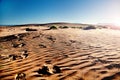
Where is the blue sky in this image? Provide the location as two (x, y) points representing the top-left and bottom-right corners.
(0, 0), (120, 25)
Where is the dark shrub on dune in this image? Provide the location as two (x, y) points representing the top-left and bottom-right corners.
(59, 26), (69, 29)
(49, 26), (57, 30)
(0, 29), (2, 32)
(63, 26), (68, 28)
(25, 28), (37, 31)
(78, 27), (83, 29)
(83, 25), (96, 30)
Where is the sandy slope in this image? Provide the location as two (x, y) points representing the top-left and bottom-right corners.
(0, 27), (120, 80)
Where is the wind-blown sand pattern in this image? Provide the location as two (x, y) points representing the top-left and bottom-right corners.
(0, 27), (120, 80)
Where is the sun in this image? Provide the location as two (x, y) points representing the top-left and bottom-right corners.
(114, 21), (120, 26)
(115, 23), (120, 26)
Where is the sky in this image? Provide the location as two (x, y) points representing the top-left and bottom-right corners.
(0, 0), (120, 25)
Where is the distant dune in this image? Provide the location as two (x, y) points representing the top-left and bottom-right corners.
(106, 25), (120, 30)
(0, 22), (106, 28)
(39, 22), (88, 27)
(98, 23), (120, 30)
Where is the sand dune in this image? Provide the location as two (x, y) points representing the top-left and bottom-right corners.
(0, 26), (120, 80)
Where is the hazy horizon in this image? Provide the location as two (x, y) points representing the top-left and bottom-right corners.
(0, 0), (120, 26)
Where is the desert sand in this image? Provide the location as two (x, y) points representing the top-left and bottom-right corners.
(0, 26), (120, 80)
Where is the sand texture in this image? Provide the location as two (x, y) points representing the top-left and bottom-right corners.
(0, 27), (120, 80)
